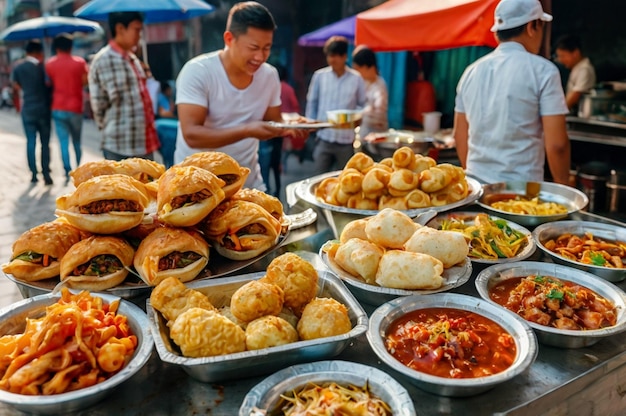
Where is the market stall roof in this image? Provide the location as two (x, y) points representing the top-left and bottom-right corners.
(298, 16), (356, 47)
(355, 0), (499, 51)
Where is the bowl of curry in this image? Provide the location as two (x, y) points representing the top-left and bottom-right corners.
(475, 261), (626, 348)
(367, 293), (537, 397)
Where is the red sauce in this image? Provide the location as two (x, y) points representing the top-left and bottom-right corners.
(385, 307), (516, 379)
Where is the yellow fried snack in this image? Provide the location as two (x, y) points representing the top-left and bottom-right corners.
(262, 253), (318, 315)
(169, 308), (246, 358)
(230, 280), (284, 323)
(245, 315), (298, 350)
(150, 276), (215, 323)
(297, 298), (352, 340)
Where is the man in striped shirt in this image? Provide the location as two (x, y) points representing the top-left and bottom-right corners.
(305, 36), (366, 174)
(89, 12), (159, 161)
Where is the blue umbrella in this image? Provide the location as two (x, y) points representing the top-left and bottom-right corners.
(298, 16), (356, 47)
(0, 16), (104, 41)
(74, 0), (215, 24)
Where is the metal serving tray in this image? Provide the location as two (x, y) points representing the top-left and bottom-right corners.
(146, 267), (368, 383)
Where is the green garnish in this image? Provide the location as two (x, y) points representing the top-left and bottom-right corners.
(12, 251), (42, 262)
(534, 275), (545, 283)
(589, 251), (607, 266)
(547, 289), (564, 300)
(490, 241), (506, 258)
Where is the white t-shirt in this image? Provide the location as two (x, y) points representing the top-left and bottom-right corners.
(455, 42), (568, 184)
(360, 75), (389, 138)
(174, 51), (281, 190)
(567, 57), (596, 94)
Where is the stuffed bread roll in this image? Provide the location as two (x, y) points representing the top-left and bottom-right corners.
(115, 158), (165, 183)
(2, 221), (82, 281)
(201, 200), (282, 261)
(230, 188), (284, 222)
(60, 235), (134, 291)
(56, 174), (150, 234)
(157, 165), (226, 227)
(177, 151), (250, 199)
(69, 160), (118, 187)
(134, 227), (209, 286)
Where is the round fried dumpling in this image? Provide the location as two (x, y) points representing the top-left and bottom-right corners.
(170, 308), (246, 358)
(245, 315), (299, 350)
(404, 226), (468, 268)
(375, 250), (444, 290)
(297, 298), (352, 340)
(339, 218), (369, 244)
(263, 253), (318, 315)
(230, 280), (284, 323)
(150, 276), (215, 323)
(334, 238), (384, 284)
(365, 208), (420, 249)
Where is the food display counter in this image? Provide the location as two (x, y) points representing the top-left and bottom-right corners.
(2, 199), (626, 415)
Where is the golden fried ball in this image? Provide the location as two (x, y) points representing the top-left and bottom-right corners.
(230, 280), (284, 323)
(170, 307), (246, 357)
(150, 276), (215, 323)
(297, 298), (352, 340)
(263, 253), (318, 315)
(245, 315), (299, 350)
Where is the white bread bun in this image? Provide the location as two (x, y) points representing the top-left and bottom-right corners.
(176, 151), (250, 199)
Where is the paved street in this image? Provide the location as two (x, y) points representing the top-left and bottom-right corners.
(0, 108), (317, 309)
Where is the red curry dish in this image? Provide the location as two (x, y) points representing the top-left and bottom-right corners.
(489, 275), (617, 330)
(385, 308), (516, 379)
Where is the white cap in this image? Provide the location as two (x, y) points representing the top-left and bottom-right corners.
(490, 0), (553, 32)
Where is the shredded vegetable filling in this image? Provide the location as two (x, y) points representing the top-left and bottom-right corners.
(440, 213), (528, 259)
(273, 381), (391, 416)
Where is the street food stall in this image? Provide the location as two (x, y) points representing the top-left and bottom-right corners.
(2, 150), (626, 415)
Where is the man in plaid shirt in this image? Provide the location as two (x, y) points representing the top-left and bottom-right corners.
(88, 12), (159, 161)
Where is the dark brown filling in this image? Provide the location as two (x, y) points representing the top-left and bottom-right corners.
(158, 251), (202, 271)
(218, 174), (239, 186)
(79, 199), (141, 214)
(170, 189), (212, 210)
(223, 223), (267, 250)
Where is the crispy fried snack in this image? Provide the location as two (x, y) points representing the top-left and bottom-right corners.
(262, 253), (318, 315)
(150, 276), (215, 323)
(245, 315), (298, 350)
(230, 280), (284, 323)
(297, 298), (352, 340)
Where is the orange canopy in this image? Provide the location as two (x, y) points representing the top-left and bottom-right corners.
(355, 0), (499, 51)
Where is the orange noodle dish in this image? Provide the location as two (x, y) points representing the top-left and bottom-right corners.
(385, 308), (516, 379)
(0, 288), (137, 395)
(272, 382), (391, 416)
(542, 232), (626, 268)
(489, 275), (617, 330)
(489, 196), (567, 215)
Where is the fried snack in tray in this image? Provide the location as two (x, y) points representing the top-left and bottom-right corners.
(149, 276), (216, 324)
(55, 174), (151, 234)
(364, 207), (419, 249)
(230, 280), (284, 323)
(133, 226), (209, 286)
(176, 151), (250, 199)
(0, 288), (137, 395)
(261, 253), (318, 316)
(2, 220), (82, 282)
(335, 238), (384, 284)
(245, 315), (299, 350)
(543, 232), (626, 268)
(314, 148), (469, 210)
(404, 226), (469, 268)
(297, 298), (352, 340)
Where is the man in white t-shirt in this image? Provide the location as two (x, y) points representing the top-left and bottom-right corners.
(453, 0), (570, 185)
(555, 34), (596, 112)
(174, 1), (304, 190)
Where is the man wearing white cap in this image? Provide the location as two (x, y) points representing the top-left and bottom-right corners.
(453, 0), (571, 185)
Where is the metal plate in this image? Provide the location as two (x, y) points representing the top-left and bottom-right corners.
(239, 360), (416, 416)
(476, 181), (589, 227)
(320, 245), (472, 306)
(0, 292), (153, 414)
(3, 232), (289, 299)
(475, 261), (626, 348)
(532, 220), (626, 282)
(426, 211), (536, 264)
(147, 258), (368, 383)
(367, 293), (538, 397)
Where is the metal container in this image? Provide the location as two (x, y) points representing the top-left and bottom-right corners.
(475, 261), (626, 348)
(326, 109), (363, 128)
(367, 293), (537, 397)
(294, 171), (482, 238)
(477, 181), (589, 227)
(320, 247), (472, 306)
(607, 169), (626, 214)
(363, 129), (432, 159)
(426, 211), (536, 264)
(532, 220), (626, 282)
(578, 94), (615, 118)
(0, 292), (153, 414)
(239, 360), (416, 416)
(147, 268), (368, 383)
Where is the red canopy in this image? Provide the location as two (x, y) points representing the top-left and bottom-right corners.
(355, 0), (499, 51)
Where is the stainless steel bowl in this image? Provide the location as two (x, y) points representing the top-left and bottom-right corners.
(147, 262), (368, 383)
(476, 181), (589, 227)
(320, 246), (473, 306)
(426, 211), (536, 264)
(238, 360), (416, 416)
(532, 220), (626, 283)
(364, 130), (432, 159)
(0, 292), (153, 414)
(367, 293), (537, 397)
(475, 261), (626, 348)
(294, 171), (482, 238)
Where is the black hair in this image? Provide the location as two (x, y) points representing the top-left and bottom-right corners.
(496, 19), (542, 42)
(108, 11), (144, 37)
(160, 81), (171, 93)
(555, 34), (582, 52)
(226, 1), (276, 37)
(52, 34), (73, 53)
(25, 40), (43, 54)
(323, 36), (349, 56)
(352, 45), (377, 68)
(275, 64), (287, 81)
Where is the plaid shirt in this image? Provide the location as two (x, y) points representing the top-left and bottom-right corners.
(88, 41), (159, 156)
